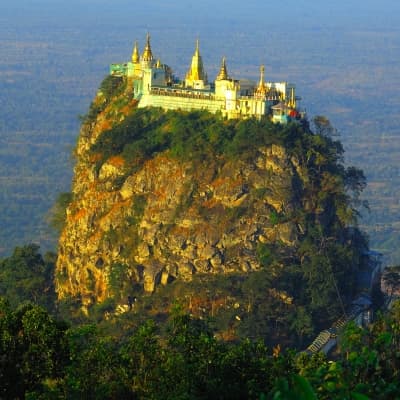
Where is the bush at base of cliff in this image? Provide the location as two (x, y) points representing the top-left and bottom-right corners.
(0, 244), (56, 310)
(3, 298), (400, 399)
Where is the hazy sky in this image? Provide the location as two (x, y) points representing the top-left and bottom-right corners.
(3, 0), (400, 29)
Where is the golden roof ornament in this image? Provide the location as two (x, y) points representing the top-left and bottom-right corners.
(216, 57), (229, 81)
(258, 65), (266, 89)
(131, 41), (140, 63)
(142, 33), (153, 62)
(288, 86), (296, 108)
(255, 64), (267, 96)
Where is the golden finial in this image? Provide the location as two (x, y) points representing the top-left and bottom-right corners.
(132, 40), (140, 63)
(156, 59), (162, 68)
(259, 64), (265, 87)
(142, 32), (153, 62)
(288, 86), (296, 108)
(216, 56), (228, 81)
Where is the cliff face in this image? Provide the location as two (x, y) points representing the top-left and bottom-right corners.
(55, 77), (365, 321)
(57, 125), (300, 307)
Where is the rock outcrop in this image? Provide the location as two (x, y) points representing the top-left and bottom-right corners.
(55, 79), (364, 315)
(57, 137), (300, 307)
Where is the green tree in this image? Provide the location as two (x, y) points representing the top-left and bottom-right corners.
(290, 307), (314, 347)
(311, 115), (337, 137)
(63, 324), (130, 399)
(0, 300), (68, 399)
(270, 374), (317, 400)
(0, 244), (56, 309)
(163, 310), (225, 399)
(120, 320), (163, 398)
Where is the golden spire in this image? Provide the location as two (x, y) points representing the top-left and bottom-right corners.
(288, 86), (296, 108)
(131, 40), (140, 63)
(185, 39), (207, 83)
(255, 64), (267, 97)
(142, 33), (153, 63)
(216, 57), (228, 81)
(258, 65), (266, 89)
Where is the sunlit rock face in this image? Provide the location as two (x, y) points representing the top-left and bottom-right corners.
(57, 149), (299, 302)
(56, 82), (332, 308)
(55, 101), (304, 309)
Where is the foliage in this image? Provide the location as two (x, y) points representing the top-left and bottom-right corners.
(84, 75), (127, 124)
(311, 115), (337, 137)
(108, 262), (135, 302)
(0, 300), (69, 399)
(295, 302), (400, 399)
(0, 244), (56, 310)
(256, 243), (276, 267)
(2, 298), (400, 399)
(99, 75), (126, 99)
(89, 108), (280, 170)
(63, 324), (129, 399)
(271, 374), (317, 400)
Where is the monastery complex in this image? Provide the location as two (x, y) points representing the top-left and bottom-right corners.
(110, 34), (304, 123)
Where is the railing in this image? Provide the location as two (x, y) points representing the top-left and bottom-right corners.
(303, 302), (367, 355)
(150, 87), (217, 101)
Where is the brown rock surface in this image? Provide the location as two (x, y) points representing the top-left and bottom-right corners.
(56, 107), (305, 308)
